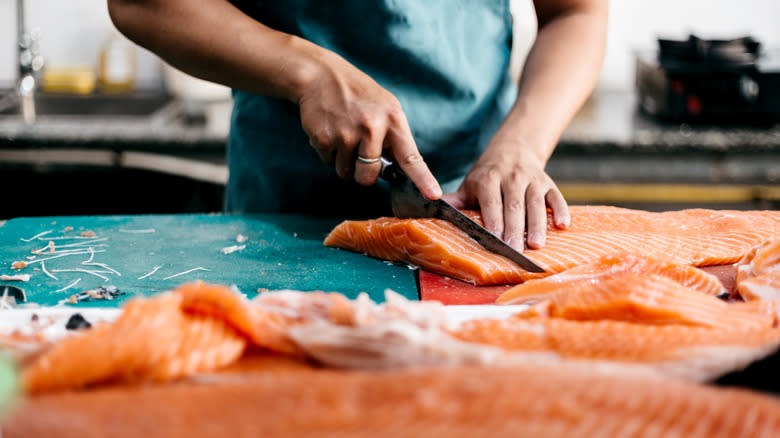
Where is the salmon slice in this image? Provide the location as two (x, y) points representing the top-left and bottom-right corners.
(452, 317), (780, 381)
(324, 206), (780, 285)
(509, 273), (776, 330)
(496, 254), (726, 304)
(6, 356), (780, 438)
(324, 214), (527, 285)
(178, 281), (301, 355)
(735, 239), (780, 312)
(739, 273), (780, 303)
(736, 239), (780, 284)
(22, 292), (247, 394)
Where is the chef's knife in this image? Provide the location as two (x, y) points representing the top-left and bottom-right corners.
(379, 158), (545, 273)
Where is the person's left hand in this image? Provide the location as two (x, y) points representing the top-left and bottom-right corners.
(441, 141), (569, 251)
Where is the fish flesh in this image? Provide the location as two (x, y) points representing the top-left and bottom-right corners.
(324, 206), (780, 285)
(736, 239), (780, 304)
(5, 354), (780, 438)
(12, 281), (780, 395)
(496, 254), (726, 304)
(509, 273), (776, 330)
(451, 317), (780, 381)
(22, 291), (247, 394)
(324, 213), (526, 285)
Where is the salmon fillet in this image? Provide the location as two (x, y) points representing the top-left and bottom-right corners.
(510, 273), (776, 330)
(324, 206), (780, 285)
(452, 317), (780, 381)
(496, 254), (726, 304)
(5, 354), (780, 438)
(22, 292), (247, 394)
(735, 239), (780, 314)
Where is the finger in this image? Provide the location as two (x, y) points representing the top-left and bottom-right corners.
(386, 113), (441, 199)
(310, 138), (336, 166)
(525, 185), (547, 250)
(500, 180), (527, 251)
(546, 187), (570, 229)
(476, 177), (504, 237)
(353, 124), (385, 187)
(334, 143), (357, 180)
(441, 189), (470, 210)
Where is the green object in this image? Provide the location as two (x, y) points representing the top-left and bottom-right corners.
(0, 214), (418, 307)
(0, 353), (17, 418)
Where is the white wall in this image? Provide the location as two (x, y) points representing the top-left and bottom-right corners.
(600, 0), (780, 90)
(0, 0), (161, 88)
(1, 0), (779, 90)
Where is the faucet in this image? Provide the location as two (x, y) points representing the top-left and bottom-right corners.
(16, 0), (44, 124)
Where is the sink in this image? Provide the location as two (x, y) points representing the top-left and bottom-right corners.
(0, 92), (174, 117)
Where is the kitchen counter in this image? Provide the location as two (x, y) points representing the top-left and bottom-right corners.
(1, 90), (779, 209)
(560, 90), (780, 153)
(1, 90), (778, 153)
(0, 98), (231, 152)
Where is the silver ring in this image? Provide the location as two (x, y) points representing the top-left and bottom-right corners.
(357, 155), (381, 164)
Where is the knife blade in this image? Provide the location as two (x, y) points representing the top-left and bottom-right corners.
(379, 158), (546, 273)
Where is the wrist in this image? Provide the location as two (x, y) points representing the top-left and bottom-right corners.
(278, 35), (333, 103)
(484, 135), (548, 168)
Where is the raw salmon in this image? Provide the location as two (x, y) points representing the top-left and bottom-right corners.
(13, 281), (780, 394)
(736, 239), (780, 302)
(22, 292), (247, 394)
(324, 206), (780, 285)
(496, 254), (726, 304)
(5, 355), (780, 438)
(452, 317), (780, 381)
(509, 273), (776, 330)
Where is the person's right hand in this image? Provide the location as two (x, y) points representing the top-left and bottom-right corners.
(296, 53), (441, 200)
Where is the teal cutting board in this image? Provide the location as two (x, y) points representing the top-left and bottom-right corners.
(0, 214), (417, 307)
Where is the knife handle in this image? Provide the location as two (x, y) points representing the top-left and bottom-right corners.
(378, 157), (407, 186)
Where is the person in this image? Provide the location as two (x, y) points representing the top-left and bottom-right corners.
(107, 0), (607, 250)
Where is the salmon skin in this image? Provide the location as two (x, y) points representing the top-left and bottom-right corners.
(5, 355), (780, 438)
(324, 206), (780, 285)
(496, 254), (726, 304)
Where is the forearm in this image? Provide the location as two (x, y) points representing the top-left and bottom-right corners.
(107, 0), (328, 102)
(493, 1), (608, 163)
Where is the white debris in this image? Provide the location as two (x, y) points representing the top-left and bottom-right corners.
(221, 244), (246, 255)
(163, 267), (209, 280)
(54, 278), (82, 293)
(20, 230), (52, 242)
(1, 274), (30, 282)
(138, 265), (163, 280)
(236, 234), (248, 243)
(118, 228), (156, 234)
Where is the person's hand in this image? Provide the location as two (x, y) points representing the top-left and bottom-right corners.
(441, 142), (569, 251)
(296, 53), (441, 200)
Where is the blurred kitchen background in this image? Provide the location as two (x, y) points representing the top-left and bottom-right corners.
(0, 0), (779, 219)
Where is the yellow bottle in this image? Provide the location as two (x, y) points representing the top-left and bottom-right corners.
(97, 30), (136, 93)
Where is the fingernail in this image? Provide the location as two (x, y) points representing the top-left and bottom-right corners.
(506, 237), (521, 251)
(556, 216), (570, 228)
(528, 232), (545, 248)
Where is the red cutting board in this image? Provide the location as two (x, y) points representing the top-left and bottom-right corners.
(418, 265), (737, 305)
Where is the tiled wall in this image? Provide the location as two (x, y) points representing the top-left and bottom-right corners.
(1, 0), (779, 91)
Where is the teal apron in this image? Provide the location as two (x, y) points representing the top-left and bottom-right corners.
(226, 0), (517, 217)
